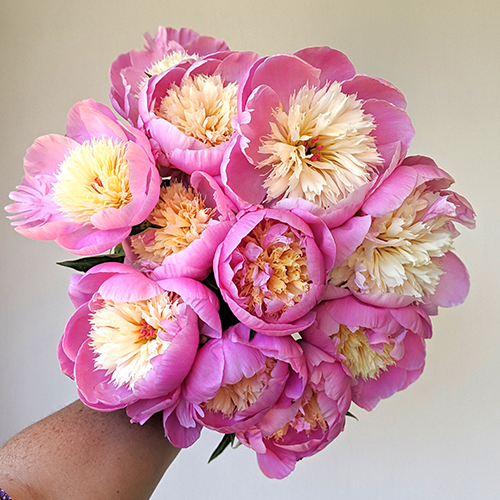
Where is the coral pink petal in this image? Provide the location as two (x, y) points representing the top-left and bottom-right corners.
(362, 99), (414, 162)
(222, 135), (268, 205)
(430, 252), (470, 307)
(362, 166), (418, 217)
(249, 54), (321, 110)
(341, 75), (407, 109)
(23, 134), (80, 176)
(56, 225), (131, 256)
(331, 215), (371, 267)
(256, 446), (296, 479)
(97, 270), (164, 303)
(294, 46), (356, 85)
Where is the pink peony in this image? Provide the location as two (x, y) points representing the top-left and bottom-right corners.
(137, 50), (260, 175)
(184, 323), (307, 434)
(329, 156), (476, 309)
(123, 171), (236, 280)
(214, 207), (336, 336)
(237, 339), (351, 479)
(58, 262), (221, 413)
(110, 26), (229, 126)
(222, 48), (414, 215)
(303, 295), (431, 410)
(6, 100), (161, 255)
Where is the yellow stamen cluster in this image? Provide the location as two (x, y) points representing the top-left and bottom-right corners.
(157, 74), (238, 147)
(204, 359), (277, 417)
(90, 292), (181, 389)
(235, 220), (310, 316)
(258, 82), (381, 208)
(330, 186), (454, 299)
(130, 181), (216, 265)
(333, 325), (395, 380)
(52, 138), (132, 224)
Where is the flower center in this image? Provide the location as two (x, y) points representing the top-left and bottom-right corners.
(333, 325), (395, 380)
(137, 51), (199, 94)
(156, 74), (238, 147)
(90, 291), (181, 389)
(204, 358), (276, 417)
(257, 82), (382, 208)
(130, 181), (216, 266)
(330, 186), (455, 299)
(52, 138), (132, 224)
(233, 219), (310, 318)
(270, 390), (327, 440)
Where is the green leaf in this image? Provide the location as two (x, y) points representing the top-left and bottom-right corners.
(346, 411), (358, 421)
(249, 329), (257, 341)
(129, 220), (162, 237)
(208, 433), (235, 463)
(57, 252), (125, 273)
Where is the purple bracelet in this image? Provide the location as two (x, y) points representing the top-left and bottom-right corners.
(0, 489), (12, 500)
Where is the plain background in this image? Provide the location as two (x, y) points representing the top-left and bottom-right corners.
(1, 1), (499, 499)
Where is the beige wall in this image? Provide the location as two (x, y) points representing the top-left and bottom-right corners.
(1, 0), (498, 498)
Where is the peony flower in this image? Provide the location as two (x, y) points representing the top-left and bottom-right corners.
(137, 50), (260, 175)
(123, 171), (236, 279)
(6, 100), (161, 255)
(237, 339), (351, 479)
(184, 323), (307, 434)
(57, 262), (221, 412)
(223, 47), (414, 213)
(329, 156), (476, 309)
(110, 26), (230, 126)
(303, 295), (431, 410)
(214, 207), (336, 336)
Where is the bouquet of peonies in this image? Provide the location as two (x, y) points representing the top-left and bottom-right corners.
(6, 27), (475, 479)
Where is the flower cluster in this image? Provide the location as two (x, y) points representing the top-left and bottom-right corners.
(6, 27), (475, 479)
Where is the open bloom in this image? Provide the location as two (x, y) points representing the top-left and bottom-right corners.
(58, 262), (221, 412)
(223, 47), (414, 212)
(110, 26), (229, 126)
(238, 339), (351, 479)
(124, 171), (236, 279)
(303, 295), (431, 410)
(6, 100), (161, 255)
(138, 50), (259, 175)
(214, 207), (336, 335)
(329, 156), (476, 309)
(186, 323), (306, 434)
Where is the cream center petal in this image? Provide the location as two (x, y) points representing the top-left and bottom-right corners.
(130, 181), (216, 266)
(333, 325), (395, 380)
(156, 74), (238, 147)
(257, 82), (382, 208)
(233, 220), (310, 318)
(204, 359), (277, 417)
(270, 390), (327, 440)
(330, 186), (455, 299)
(52, 138), (132, 224)
(137, 51), (199, 94)
(90, 292), (182, 389)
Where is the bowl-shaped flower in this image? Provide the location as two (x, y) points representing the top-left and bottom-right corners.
(6, 100), (161, 255)
(329, 156), (476, 309)
(138, 50), (260, 175)
(110, 26), (229, 126)
(303, 295), (431, 410)
(214, 207), (336, 336)
(223, 47), (414, 214)
(58, 262), (221, 413)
